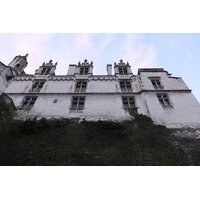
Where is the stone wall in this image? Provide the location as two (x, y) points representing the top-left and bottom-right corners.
(3, 67), (200, 128)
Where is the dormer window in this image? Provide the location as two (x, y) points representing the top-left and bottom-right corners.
(149, 77), (163, 89)
(41, 67), (51, 75)
(35, 60), (57, 76)
(80, 67), (89, 75)
(114, 60), (132, 75)
(118, 67), (128, 75)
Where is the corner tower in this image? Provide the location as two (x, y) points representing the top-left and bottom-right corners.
(7, 54), (28, 76)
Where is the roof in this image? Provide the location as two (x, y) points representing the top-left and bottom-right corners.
(138, 68), (171, 75)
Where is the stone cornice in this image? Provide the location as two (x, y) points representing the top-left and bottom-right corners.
(6, 89), (192, 96)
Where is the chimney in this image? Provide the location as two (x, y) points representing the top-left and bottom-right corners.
(107, 64), (112, 75)
(67, 64), (77, 75)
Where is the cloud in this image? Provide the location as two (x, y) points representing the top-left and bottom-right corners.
(3, 33), (157, 76)
(11, 33), (54, 74)
(122, 34), (157, 74)
(14, 33), (53, 56)
(75, 33), (92, 51)
(138, 45), (157, 68)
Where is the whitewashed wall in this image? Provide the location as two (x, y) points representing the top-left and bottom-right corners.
(4, 68), (200, 128)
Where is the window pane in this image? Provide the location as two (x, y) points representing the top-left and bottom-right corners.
(130, 103), (135, 108)
(124, 104), (129, 108)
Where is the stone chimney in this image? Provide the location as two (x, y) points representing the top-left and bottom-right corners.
(107, 64), (112, 75)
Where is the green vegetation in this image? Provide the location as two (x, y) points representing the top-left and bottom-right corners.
(0, 112), (193, 166)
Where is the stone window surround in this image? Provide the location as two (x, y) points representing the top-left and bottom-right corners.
(157, 93), (173, 107)
(79, 67), (89, 75)
(21, 96), (38, 109)
(118, 67), (128, 75)
(41, 67), (51, 75)
(29, 81), (46, 92)
(74, 80), (88, 93)
(70, 96), (86, 110)
(119, 80), (132, 92)
(121, 96), (136, 109)
(148, 77), (164, 89)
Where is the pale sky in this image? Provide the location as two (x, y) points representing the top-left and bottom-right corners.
(0, 33), (200, 102)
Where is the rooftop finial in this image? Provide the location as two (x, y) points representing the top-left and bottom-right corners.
(22, 53), (29, 60)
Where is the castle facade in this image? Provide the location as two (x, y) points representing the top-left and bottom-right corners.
(1, 54), (200, 128)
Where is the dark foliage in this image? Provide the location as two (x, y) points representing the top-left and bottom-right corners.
(0, 115), (192, 166)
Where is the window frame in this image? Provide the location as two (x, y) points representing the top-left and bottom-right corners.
(21, 96), (38, 109)
(79, 67), (89, 75)
(149, 77), (163, 89)
(119, 80), (132, 92)
(118, 67), (128, 75)
(122, 96), (136, 109)
(74, 80), (88, 93)
(70, 96), (86, 110)
(41, 67), (51, 75)
(29, 81), (45, 93)
(157, 93), (173, 107)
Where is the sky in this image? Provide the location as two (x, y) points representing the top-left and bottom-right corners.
(0, 33), (200, 102)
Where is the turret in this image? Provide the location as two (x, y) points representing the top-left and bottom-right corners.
(7, 54), (28, 75)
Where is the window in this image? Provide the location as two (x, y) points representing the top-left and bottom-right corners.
(122, 96), (136, 109)
(21, 96), (38, 109)
(157, 94), (172, 107)
(150, 78), (163, 89)
(53, 99), (58, 103)
(75, 80), (87, 92)
(41, 67), (51, 75)
(118, 67), (128, 75)
(71, 96), (85, 110)
(80, 67), (89, 75)
(119, 80), (132, 92)
(30, 81), (45, 92)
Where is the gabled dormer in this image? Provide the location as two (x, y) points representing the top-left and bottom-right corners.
(114, 59), (133, 75)
(67, 59), (93, 76)
(78, 59), (93, 75)
(35, 60), (57, 76)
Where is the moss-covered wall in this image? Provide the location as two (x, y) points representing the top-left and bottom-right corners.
(0, 93), (16, 121)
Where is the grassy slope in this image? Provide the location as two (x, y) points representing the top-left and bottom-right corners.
(0, 114), (191, 166)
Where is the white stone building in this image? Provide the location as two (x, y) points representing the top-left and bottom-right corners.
(1, 55), (200, 128)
